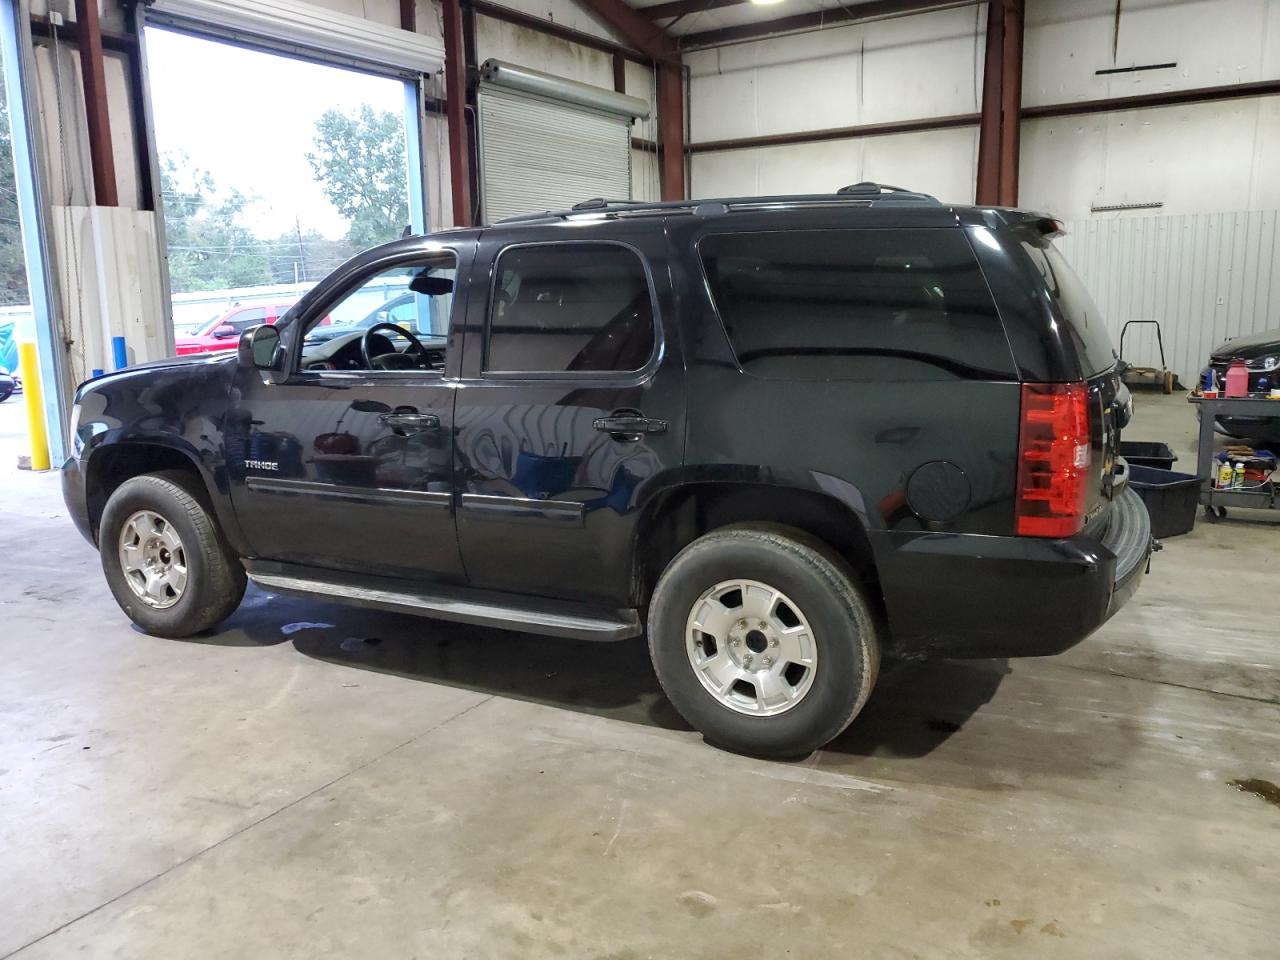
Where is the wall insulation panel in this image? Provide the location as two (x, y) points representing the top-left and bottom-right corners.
(1058, 210), (1280, 385)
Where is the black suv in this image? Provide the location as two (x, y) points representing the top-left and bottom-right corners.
(63, 186), (1152, 756)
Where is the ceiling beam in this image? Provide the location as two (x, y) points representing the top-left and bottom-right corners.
(643, 0), (745, 21)
(467, 0), (649, 64)
(684, 79), (1280, 157)
(575, 0), (679, 62)
(572, 0), (686, 198)
(679, 0), (980, 49)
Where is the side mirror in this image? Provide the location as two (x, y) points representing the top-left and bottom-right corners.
(212, 323), (238, 339)
(239, 324), (282, 370)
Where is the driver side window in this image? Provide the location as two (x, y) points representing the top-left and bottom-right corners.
(301, 254), (456, 373)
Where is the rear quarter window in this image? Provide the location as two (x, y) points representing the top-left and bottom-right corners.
(698, 229), (1015, 381)
(1020, 238), (1117, 378)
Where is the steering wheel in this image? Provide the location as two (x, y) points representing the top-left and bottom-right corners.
(361, 322), (429, 371)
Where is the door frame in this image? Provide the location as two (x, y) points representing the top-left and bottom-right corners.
(1, 0), (70, 461)
(133, 3), (437, 354)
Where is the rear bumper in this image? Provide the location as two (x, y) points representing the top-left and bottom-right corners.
(879, 486), (1152, 659)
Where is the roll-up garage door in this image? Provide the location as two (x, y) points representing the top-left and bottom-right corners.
(147, 0), (443, 75)
(477, 60), (650, 224)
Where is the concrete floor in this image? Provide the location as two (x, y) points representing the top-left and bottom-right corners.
(1, 392), (1279, 959)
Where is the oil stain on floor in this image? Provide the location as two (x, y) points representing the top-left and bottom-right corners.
(1228, 778), (1280, 808)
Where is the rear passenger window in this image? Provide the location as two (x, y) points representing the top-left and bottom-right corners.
(1021, 238), (1117, 377)
(699, 229), (1015, 381)
(486, 244), (656, 374)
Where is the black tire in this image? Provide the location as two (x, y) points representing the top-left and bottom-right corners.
(0, 388), (12, 403)
(647, 525), (880, 758)
(99, 471), (246, 637)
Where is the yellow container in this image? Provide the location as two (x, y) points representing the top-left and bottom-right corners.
(17, 341), (50, 471)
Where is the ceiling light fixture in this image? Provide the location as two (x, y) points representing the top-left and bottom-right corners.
(749, 0), (786, 6)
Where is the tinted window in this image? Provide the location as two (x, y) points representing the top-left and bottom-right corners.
(699, 229), (1015, 381)
(224, 307), (268, 332)
(1021, 238), (1117, 377)
(486, 244), (655, 374)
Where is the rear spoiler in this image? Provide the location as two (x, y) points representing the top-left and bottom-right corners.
(993, 209), (1067, 238)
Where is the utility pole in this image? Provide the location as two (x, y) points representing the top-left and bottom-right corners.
(294, 216), (308, 283)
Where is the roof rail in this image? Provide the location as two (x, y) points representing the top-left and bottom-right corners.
(570, 197), (645, 211)
(836, 182), (940, 203)
(495, 187), (945, 224)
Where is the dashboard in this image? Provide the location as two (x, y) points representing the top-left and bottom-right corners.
(300, 330), (447, 372)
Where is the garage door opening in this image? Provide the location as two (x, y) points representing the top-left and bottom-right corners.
(0, 0), (63, 468)
(143, 26), (424, 354)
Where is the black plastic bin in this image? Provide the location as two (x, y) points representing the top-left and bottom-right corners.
(1120, 441), (1178, 471)
(1127, 465), (1201, 538)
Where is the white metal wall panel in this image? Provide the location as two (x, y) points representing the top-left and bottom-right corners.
(477, 87), (632, 223)
(1057, 211), (1280, 386)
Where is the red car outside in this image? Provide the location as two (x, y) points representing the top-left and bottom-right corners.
(173, 303), (293, 356)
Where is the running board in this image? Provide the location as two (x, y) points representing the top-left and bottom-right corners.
(244, 560), (642, 642)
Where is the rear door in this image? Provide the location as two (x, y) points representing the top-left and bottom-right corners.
(452, 221), (684, 605)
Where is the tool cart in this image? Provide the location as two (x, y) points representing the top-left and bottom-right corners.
(1190, 394), (1280, 520)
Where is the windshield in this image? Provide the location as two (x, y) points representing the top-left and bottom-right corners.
(1021, 238), (1117, 377)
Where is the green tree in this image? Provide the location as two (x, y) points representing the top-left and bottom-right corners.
(160, 154), (270, 292)
(306, 105), (409, 249)
(0, 78), (30, 306)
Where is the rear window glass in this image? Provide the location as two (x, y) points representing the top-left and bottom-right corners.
(486, 244), (656, 374)
(1021, 239), (1117, 377)
(699, 229), (1015, 381)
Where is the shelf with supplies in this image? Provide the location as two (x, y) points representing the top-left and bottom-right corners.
(1187, 393), (1280, 520)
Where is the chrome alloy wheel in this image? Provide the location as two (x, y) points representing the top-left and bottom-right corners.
(118, 510), (188, 609)
(685, 579), (818, 717)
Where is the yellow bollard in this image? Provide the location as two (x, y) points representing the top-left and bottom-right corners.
(17, 341), (51, 471)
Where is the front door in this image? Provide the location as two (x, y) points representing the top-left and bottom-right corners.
(453, 227), (684, 605)
(227, 246), (467, 583)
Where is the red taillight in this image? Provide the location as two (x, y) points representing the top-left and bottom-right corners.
(1016, 382), (1091, 537)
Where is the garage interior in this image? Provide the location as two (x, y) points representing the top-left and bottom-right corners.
(2, 0), (1280, 957)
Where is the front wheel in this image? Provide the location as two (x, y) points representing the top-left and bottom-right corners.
(99, 472), (246, 637)
(647, 525), (880, 758)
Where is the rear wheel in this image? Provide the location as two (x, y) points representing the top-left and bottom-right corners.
(647, 525), (880, 757)
(99, 472), (245, 637)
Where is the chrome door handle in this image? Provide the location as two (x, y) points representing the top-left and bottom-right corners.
(593, 415), (668, 442)
(379, 412), (440, 434)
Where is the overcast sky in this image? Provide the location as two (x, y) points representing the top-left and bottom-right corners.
(144, 28), (409, 240)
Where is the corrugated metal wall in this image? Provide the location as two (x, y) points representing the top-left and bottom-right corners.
(1058, 211), (1280, 386)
